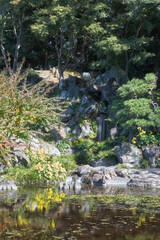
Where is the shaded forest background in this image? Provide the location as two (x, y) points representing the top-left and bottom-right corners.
(0, 0), (160, 82)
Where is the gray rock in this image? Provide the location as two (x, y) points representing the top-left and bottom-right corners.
(81, 124), (90, 136)
(72, 124), (82, 138)
(60, 90), (68, 99)
(110, 127), (118, 140)
(0, 162), (6, 173)
(78, 165), (91, 176)
(104, 168), (117, 179)
(92, 173), (104, 186)
(74, 178), (82, 191)
(81, 96), (90, 106)
(68, 117), (77, 128)
(94, 75), (103, 86)
(100, 78), (119, 104)
(82, 72), (92, 81)
(41, 144), (60, 156)
(116, 169), (129, 178)
(61, 108), (74, 122)
(67, 75), (80, 100)
(0, 180), (17, 191)
(114, 143), (142, 168)
(83, 103), (98, 119)
(102, 67), (117, 84)
(91, 158), (117, 167)
(50, 125), (66, 141)
(29, 136), (40, 144)
(127, 169), (160, 188)
(81, 175), (92, 184)
(62, 125), (72, 134)
(142, 145), (160, 167)
(29, 141), (40, 150)
(14, 150), (30, 167)
(104, 177), (130, 187)
(29, 136), (40, 150)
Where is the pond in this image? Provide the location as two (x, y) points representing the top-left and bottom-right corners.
(0, 186), (160, 240)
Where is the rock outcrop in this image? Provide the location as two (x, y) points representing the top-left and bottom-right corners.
(142, 145), (160, 167)
(59, 165), (160, 192)
(113, 143), (142, 168)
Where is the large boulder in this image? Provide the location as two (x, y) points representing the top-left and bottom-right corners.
(113, 143), (142, 168)
(142, 145), (160, 167)
(101, 67), (127, 86)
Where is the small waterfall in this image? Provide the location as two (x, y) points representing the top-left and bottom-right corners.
(97, 114), (108, 142)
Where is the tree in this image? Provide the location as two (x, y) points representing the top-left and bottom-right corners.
(112, 73), (160, 132)
(87, 0), (160, 79)
(0, 0), (26, 72)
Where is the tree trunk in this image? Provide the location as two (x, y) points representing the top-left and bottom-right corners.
(12, 9), (24, 73)
(58, 57), (64, 90)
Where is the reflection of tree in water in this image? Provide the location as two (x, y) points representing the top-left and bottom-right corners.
(0, 191), (160, 240)
(0, 188), (65, 238)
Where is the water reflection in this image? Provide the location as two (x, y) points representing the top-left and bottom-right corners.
(0, 187), (160, 240)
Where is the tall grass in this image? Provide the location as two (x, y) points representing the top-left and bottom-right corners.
(0, 64), (54, 160)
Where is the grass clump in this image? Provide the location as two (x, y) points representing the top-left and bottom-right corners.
(116, 163), (129, 169)
(0, 65), (54, 161)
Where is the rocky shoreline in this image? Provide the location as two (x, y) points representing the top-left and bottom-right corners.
(59, 165), (160, 193)
(1, 166), (160, 192)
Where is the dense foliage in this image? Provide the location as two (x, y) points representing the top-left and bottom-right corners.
(0, 0), (159, 81)
(0, 0), (160, 176)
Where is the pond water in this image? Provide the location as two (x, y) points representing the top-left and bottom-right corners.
(0, 186), (160, 240)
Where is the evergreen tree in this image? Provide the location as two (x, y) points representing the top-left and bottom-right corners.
(112, 73), (160, 131)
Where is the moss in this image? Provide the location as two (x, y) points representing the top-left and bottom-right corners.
(116, 163), (129, 169)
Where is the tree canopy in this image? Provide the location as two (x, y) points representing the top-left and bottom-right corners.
(0, 0), (159, 80)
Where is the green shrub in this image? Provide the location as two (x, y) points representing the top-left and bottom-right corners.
(74, 152), (93, 165)
(6, 149), (78, 183)
(56, 139), (70, 153)
(27, 69), (41, 84)
(95, 150), (116, 160)
(131, 127), (160, 147)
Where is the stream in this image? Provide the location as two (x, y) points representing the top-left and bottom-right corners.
(0, 186), (160, 240)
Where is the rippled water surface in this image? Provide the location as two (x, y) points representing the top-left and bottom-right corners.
(1, 186), (160, 240)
